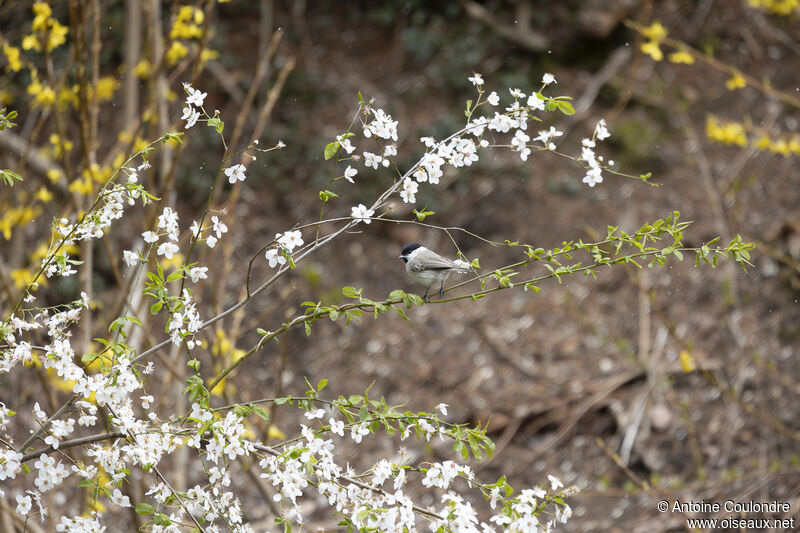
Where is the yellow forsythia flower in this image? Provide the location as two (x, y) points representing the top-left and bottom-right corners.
(667, 49), (695, 64)
(706, 116), (747, 147)
(47, 20), (68, 51)
(166, 41), (188, 66)
(200, 49), (219, 64)
(27, 80), (55, 108)
(725, 72), (746, 90)
(32, 2), (52, 31)
(11, 268), (36, 289)
(267, 425), (286, 441)
(69, 175), (94, 195)
(46, 168), (62, 183)
(21, 34), (40, 52)
(34, 186), (53, 203)
(3, 45), (22, 72)
(94, 76), (118, 101)
(134, 59), (151, 79)
(641, 40), (663, 61)
(57, 85), (78, 110)
(679, 350), (696, 372)
(641, 21), (667, 41)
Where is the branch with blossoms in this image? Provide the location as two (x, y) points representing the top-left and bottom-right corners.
(0, 65), (755, 533)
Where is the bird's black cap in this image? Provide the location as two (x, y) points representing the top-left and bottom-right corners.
(399, 242), (422, 261)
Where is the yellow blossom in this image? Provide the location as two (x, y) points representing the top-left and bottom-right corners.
(166, 40), (188, 66)
(32, 2), (52, 31)
(3, 45), (22, 72)
(212, 329), (233, 358)
(641, 40), (663, 61)
(50, 133), (73, 158)
(748, 0), (800, 15)
(69, 175), (94, 196)
(0, 214), (12, 240)
(133, 136), (149, 152)
(267, 425), (286, 441)
(134, 59), (151, 79)
(706, 116), (747, 147)
(34, 186), (53, 203)
(94, 76), (118, 101)
(112, 153), (126, 170)
(46, 168), (62, 183)
(641, 21), (668, 41)
(754, 135), (772, 150)
(22, 34), (41, 52)
(200, 49), (219, 64)
(725, 72), (746, 90)
(27, 80), (56, 108)
(667, 49), (695, 64)
(11, 268), (36, 289)
(161, 253), (185, 271)
(47, 20), (68, 51)
(30, 243), (51, 263)
(679, 350), (695, 373)
(770, 139), (790, 156)
(57, 85), (78, 110)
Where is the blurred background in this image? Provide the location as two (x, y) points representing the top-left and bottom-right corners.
(1, 1), (799, 531)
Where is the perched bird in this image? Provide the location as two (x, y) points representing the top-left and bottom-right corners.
(398, 242), (470, 301)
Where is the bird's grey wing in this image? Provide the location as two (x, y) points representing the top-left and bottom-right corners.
(410, 255), (456, 271)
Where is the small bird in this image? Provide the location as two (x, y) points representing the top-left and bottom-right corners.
(398, 242), (470, 301)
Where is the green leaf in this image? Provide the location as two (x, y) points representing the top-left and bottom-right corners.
(136, 503), (155, 515)
(319, 189), (338, 202)
(207, 117), (224, 134)
(0, 169), (23, 186)
(324, 141), (339, 160)
(77, 479), (95, 487)
(166, 270), (184, 283)
(150, 301), (163, 315)
(317, 379), (328, 392)
(342, 286), (362, 298)
(556, 100), (575, 115)
(233, 405), (252, 417)
(254, 407), (270, 421)
(163, 132), (184, 144)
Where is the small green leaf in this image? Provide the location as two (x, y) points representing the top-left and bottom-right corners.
(324, 142), (339, 160)
(342, 286), (362, 298)
(163, 132), (184, 144)
(136, 503), (155, 515)
(82, 352), (99, 364)
(556, 100), (575, 115)
(166, 270), (184, 283)
(317, 379), (328, 392)
(207, 117), (224, 134)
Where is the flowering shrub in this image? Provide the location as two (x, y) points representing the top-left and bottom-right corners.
(0, 3), (755, 532)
